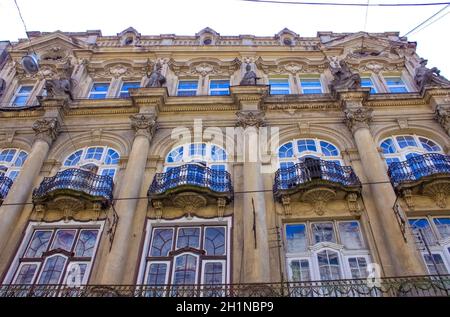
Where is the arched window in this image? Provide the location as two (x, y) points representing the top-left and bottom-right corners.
(380, 135), (443, 166)
(63, 146), (120, 179)
(0, 148), (29, 180)
(278, 138), (342, 170)
(165, 143), (227, 172)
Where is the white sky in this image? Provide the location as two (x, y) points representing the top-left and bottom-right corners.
(1, 0), (449, 76)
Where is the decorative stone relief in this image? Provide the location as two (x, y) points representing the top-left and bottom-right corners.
(152, 200), (163, 221)
(172, 192), (207, 219)
(423, 181), (450, 209)
(401, 189), (415, 210)
(346, 193), (361, 215)
(344, 107), (373, 133)
(217, 197), (226, 220)
(436, 105), (450, 134)
(32, 118), (60, 144)
(255, 57), (327, 75)
(168, 58), (241, 77)
(281, 195), (291, 216)
(130, 114), (157, 139)
(235, 110), (266, 129)
(301, 187), (336, 216)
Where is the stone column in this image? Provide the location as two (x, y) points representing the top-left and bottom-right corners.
(100, 113), (157, 284)
(340, 90), (425, 276)
(0, 118), (59, 253)
(231, 85), (271, 283)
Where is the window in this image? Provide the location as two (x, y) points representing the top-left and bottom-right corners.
(285, 220), (370, 281)
(361, 77), (377, 93)
(88, 83), (109, 99)
(165, 143), (227, 171)
(269, 77), (290, 95)
(209, 80), (230, 96)
(119, 82), (140, 98)
(63, 146), (120, 179)
(299, 78), (322, 94)
(384, 76), (408, 93)
(409, 216), (450, 275)
(0, 148), (28, 181)
(7, 222), (102, 285)
(380, 135), (443, 167)
(140, 218), (230, 292)
(11, 85), (33, 106)
(177, 80), (198, 96)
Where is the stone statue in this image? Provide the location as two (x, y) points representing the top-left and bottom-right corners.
(146, 62), (166, 88)
(329, 59), (361, 91)
(414, 58), (450, 91)
(45, 77), (73, 100)
(0, 78), (6, 100)
(240, 64), (260, 86)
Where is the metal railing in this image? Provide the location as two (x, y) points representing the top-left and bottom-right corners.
(388, 153), (450, 188)
(273, 158), (361, 196)
(0, 275), (448, 297)
(32, 168), (114, 204)
(0, 175), (13, 201)
(148, 164), (233, 197)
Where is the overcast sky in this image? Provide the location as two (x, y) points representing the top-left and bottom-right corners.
(1, 0), (449, 76)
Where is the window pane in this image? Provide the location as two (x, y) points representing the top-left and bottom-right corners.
(210, 80), (230, 95)
(119, 82), (140, 97)
(173, 254), (197, 285)
(105, 149), (120, 165)
(211, 146), (226, 161)
(348, 257), (368, 279)
(423, 254), (448, 275)
(433, 218), (450, 240)
(64, 150), (83, 166)
(167, 146), (183, 163)
(38, 255), (67, 284)
(297, 139), (317, 153)
(279, 142), (294, 158)
(13, 151), (28, 167)
(177, 81), (198, 96)
(12, 96), (28, 106)
(18, 86), (33, 93)
(85, 147), (104, 161)
(75, 229), (99, 257)
(320, 141), (339, 156)
(176, 228), (200, 249)
(269, 78), (290, 95)
(338, 222), (364, 249)
(317, 250), (341, 280)
(150, 228), (174, 256)
(0, 149), (16, 162)
(290, 260), (310, 281)
(380, 138), (396, 154)
(51, 229), (76, 252)
(312, 223), (336, 244)
(361, 78), (376, 93)
(15, 264), (38, 284)
(25, 230), (52, 258)
(396, 136), (417, 149)
(147, 263), (168, 285)
(205, 227), (225, 255)
(409, 218), (436, 246)
(285, 224), (307, 253)
(91, 83), (109, 92)
(203, 262), (223, 284)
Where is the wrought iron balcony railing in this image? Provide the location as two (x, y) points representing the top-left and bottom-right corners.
(0, 175), (14, 202)
(273, 158), (361, 198)
(148, 164), (233, 199)
(32, 168), (114, 206)
(388, 153), (450, 188)
(0, 275), (448, 297)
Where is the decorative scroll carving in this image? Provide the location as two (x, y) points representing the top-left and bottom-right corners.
(255, 57), (327, 74)
(152, 200), (163, 221)
(168, 58), (241, 77)
(172, 192), (207, 218)
(344, 107), (373, 133)
(281, 194), (291, 216)
(346, 193), (361, 215)
(217, 197), (226, 220)
(130, 114), (157, 139)
(401, 189), (415, 210)
(301, 187), (336, 216)
(235, 110), (266, 128)
(423, 180), (450, 209)
(32, 118), (60, 144)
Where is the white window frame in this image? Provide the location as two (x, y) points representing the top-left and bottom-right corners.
(144, 260), (171, 285)
(201, 259), (227, 284)
(12, 262), (41, 284)
(10, 84), (34, 107)
(360, 75), (378, 93)
(382, 74), (409, 93)
(88, 82), (110, 99)
(176, 226), (202, 250)
(208, 79), (230, 96)
(286, 257), (312, 282)
(298, 76), (323, 94)
(269, 76), (291, 95)
(177, 79), (199, 96)
(36, 254), (69, 285)
(118, 81), (141, 98)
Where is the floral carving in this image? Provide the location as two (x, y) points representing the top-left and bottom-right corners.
(130, 114), (157, 139)
(344, 107), (373, 133)
(32, 118), (60, 144)
(235, 110), (266, 129)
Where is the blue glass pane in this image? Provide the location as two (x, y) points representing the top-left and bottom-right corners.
(210, 90), (229, 96)
(211, 146), (226, 161)
(320, 141), (338, 156)
(177, 90), (197, 96)
(388, 86), (408, 93)
(178, 81), (198, 89)
(147, 263), (168, 285)
(385, 78), (404, 86)
(279, 142), (294, 158)
(189, 143), (206, 156)
(64, 150), (83, 166)
(167, 147), (183, 163)
(75, 229), (99, 257)
(119, 82), (140, 97)
(205, 227), (225, 255)
(210, 80), (229, 89)
(433, 218), (450, 239)
(297, 139), (316, 153)
(396, 136), (417, 149)
(285, 224), (307, 253)
(150, 228), (173, 257)
(105, 149), (120, 165)
(419, 137), (441, 152)
(13, 151), (28, 167)
(91, 83), (109, 92)
(12, 96), (28, 106)
(88, 93), (107, 99)
(300, 79), (321, 87)
(204, 262), (223, 284)
(18, 86), (33, 93)
(85, 147), (104, 161)
(176, 228), (200, 249)
(380, 138), (397, 154)
(302, 89), (322, 94)
(0, 149), (16, 162)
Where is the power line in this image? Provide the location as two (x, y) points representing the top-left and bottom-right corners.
(402, 4), (450, 36)
(403, 5), (450, 36)
(240, 0), (450, 7)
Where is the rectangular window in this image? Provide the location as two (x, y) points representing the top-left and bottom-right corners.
(348, 257), (368, 279)
(269, 78), (290, 95)
(361, 77), (377, 93)
(285, 224), (307, 253)
(12, 85), (33, 106)
(119, 82), (140, 98)
(88, 83), (109, 99)
(338, 221), (364, 250)
(209, 80), (230, 96)
(289, 259), (311, 282)
(385, 76), (408, 93)
(409, 218), (436, 246)
(312, 222), (336, 244)
(177, 80), (198, 96)
(433, 218), (450, 240)
(299, 78), (322, 94)
(423, 253), (449, 275)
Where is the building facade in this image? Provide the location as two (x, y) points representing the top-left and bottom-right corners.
(0, 27), (449, 297)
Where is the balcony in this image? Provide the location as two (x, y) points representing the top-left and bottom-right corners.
(32, 168), (114, 211)
(0, 275), (448, 297)
(148, 164), (233, 218)
(388, 153), (450, 209)
(273, 159), (361, 215)
(0, 175), (13, 205)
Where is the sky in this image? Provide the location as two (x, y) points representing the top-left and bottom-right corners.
(0, 0), (449, 76)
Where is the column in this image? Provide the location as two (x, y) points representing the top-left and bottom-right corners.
(0, 118), (59, 253)
(100, 113), (156, 284)
(341, 91), (425, 276)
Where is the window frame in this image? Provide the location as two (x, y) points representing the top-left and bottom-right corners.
(298, 76), (323, 94)
(382, 74), (409, 93)
(0, 148), (29, 181)
(118, 81), (141, 98)
(208, 79), (230, 96)
(177, 79), (199, 96)
(88, 82), (110, 99)
(10, 84), (34, 107)
(269, 76), (291, 95)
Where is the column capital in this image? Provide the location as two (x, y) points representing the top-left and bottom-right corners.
(129, 87), (168, 115)
(235, 110), (266, 129)
(130, 113), (157, 139)
(32, 117), (60, 145)
(336, 88), (370, 108)
(343, 107), (373, 134)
